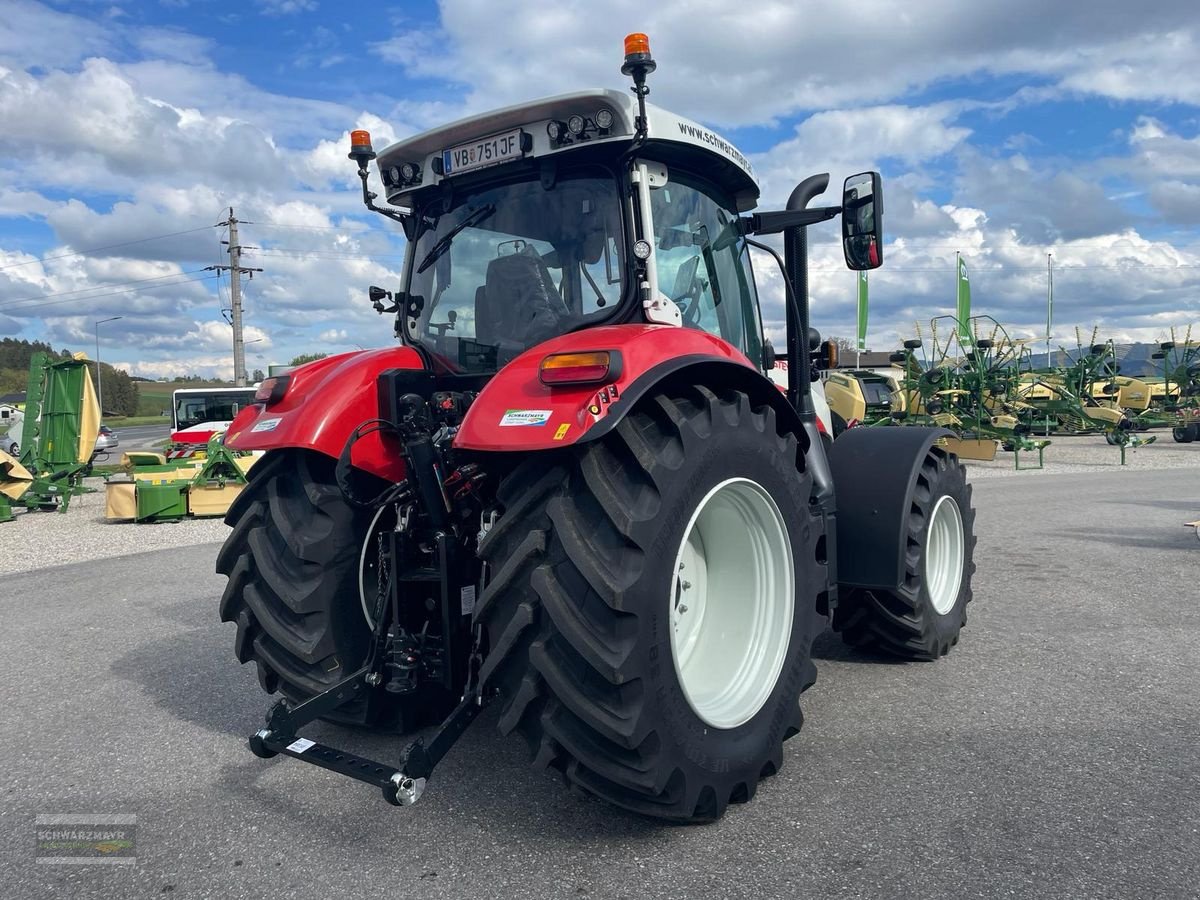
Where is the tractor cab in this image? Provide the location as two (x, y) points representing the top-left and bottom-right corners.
(355, 84), (765, 375)
(348, 35), (878, 389)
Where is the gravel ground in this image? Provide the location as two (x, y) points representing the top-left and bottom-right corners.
(957, 430), (1200, 478)
(0, 477), (230, 576)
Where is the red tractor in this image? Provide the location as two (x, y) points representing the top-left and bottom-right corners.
(217, 34), (975, 822)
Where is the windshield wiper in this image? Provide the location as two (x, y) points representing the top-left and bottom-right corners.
(415, 204), (496, 275)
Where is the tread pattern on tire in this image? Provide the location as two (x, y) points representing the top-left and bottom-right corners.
(475, 385), (824, 822)
(216, 450), (385, 725)
(833, 446), (976, 660)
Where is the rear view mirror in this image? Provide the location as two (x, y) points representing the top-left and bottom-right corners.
(842, 172), (883, 271)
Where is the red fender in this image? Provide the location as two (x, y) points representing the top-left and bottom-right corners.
(225, 347), (424, 482)
(454, 325), (755, 452)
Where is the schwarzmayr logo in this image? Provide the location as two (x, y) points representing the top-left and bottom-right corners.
(676, 123), (753, 175)
(35, 815), (137, 865)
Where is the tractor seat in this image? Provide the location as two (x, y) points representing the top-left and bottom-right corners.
(476, 251), (565, 349)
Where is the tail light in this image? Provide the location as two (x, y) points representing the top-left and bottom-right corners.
(539, 351), (621, 386)
(254, 375), (291, 405)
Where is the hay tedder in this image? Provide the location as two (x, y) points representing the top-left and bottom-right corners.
(1016, 328), (1154, 460)
(216, 35), (977, 821)
(1144, 330), (1200, 442)
(883, 316), (1050, 466)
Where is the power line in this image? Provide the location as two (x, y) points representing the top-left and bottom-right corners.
(0, 268), (214, 311)
(253, 249), (405, 263)
(0, 272), (218, 314)
(251, 222), (368, 232)
(0, 225), (217, 272)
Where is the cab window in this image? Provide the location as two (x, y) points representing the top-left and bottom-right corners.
(650, 176), (764, 366)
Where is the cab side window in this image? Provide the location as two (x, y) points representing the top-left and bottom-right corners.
(650, 178), (763, 365)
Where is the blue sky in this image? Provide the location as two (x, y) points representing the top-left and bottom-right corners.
(1, 0), (1198, 378)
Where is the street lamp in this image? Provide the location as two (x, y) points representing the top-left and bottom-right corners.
(94, 316), (123, 417)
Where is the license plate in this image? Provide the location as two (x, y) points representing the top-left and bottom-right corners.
(442, 129), (524, 176)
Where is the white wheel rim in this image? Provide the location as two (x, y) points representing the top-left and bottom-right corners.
(924, 494), (964, 615)
(669, 477), (794, 730)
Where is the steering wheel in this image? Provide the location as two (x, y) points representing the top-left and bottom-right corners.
(669, 256), (704, 326)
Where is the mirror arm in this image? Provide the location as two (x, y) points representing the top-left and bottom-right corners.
(743, 206), (841, 236)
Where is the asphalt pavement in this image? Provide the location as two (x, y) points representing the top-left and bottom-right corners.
(0, 468), (1197, 899)
(103, 424), (172, 453)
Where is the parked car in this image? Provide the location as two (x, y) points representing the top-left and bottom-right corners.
(94, 425), (120, 453)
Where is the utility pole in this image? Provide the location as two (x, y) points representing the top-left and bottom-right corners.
(207, 208), (262, 386)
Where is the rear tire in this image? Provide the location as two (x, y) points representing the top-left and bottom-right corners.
(216, 449), (429, 729)
(834, 448), (976, 660)
(475, 385), (826, 822)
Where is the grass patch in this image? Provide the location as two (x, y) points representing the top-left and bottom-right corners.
(135, 380), (232, 417)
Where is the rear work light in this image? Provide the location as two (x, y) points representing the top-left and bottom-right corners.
(539, 351), (622, 386)
(254, 375), (291, 405)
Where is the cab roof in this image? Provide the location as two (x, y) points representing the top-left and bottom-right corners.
(376, 88), (760, 212)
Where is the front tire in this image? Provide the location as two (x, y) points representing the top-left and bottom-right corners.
(1173, 425), (1196, 443)
(475, 386), (826, 822)
(834, 448), (976, 660)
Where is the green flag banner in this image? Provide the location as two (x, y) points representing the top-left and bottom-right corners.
(857, 270), (868, 352)
(956, 254), (971, 338)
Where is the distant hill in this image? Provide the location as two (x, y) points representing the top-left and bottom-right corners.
(1026, 343), (1170, 377)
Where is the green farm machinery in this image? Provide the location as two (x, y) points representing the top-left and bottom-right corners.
(886, 316), (1049, 466)
(0, 352), (101, 520)
(103, 437), (261, 522)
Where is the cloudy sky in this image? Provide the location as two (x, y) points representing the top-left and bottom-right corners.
(1, 0), (1198, 378)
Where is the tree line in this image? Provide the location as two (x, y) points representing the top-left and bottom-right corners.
(0, 338), (139, 416)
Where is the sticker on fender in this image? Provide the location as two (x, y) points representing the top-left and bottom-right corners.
(499, 409), (552, 427)
(251, 417), (282, 433)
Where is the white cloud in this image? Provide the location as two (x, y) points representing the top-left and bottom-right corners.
(1, 0), (1199, 374)
(257, 0), (318, 15)
(370, 1), (1200, 127)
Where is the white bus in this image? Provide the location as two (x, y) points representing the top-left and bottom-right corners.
(171, 387), (257, 446)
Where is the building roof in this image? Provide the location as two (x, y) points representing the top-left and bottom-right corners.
(0, 393), (25, 405)
(836, 351), (898, 369)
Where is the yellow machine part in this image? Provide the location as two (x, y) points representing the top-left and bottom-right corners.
(187, 482), (245, 517)
(939, 437), (998, 461)
(1018, 375), (1061, 401)
(77, 371), (101, 465)
(824, 373), (867, 424)
(0, 448), (33, 500)
(104, 481), (137, 520)
(132, 465), (202, 483)
(121, 451), (167, 467)
(235, 453), (261, 474)
(882, 371), (907, 412)
(1085, 405), (1125, 426)
(1089, 376), (1151, 411)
